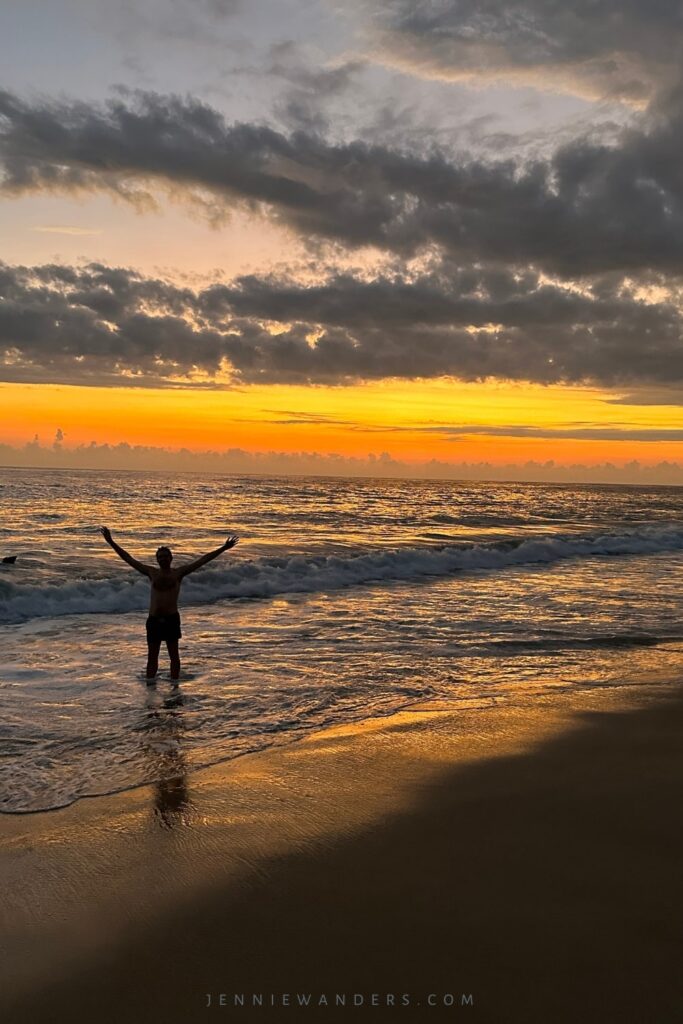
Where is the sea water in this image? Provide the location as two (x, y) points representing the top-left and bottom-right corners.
(1, 468), (682, 813)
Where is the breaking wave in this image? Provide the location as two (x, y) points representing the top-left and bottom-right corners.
(1, 525), (682, 624)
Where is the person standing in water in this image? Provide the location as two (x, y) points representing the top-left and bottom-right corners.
(100, 527), (238, 683)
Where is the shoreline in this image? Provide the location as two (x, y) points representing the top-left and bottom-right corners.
(3, 677), (683, 1021)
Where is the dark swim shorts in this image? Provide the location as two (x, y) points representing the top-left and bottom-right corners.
(146, 612), (182, 643)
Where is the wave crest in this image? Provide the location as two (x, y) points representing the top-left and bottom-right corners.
(1, 526), (682, 623)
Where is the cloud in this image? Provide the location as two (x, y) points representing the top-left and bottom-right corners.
(3, 435), (683, 484)
(411, 424), (683, 442)
(269, 54), (364, 100)
(0, 261), (220, 387)
(3, 260), (683, 387)
(607, 388), (683, 406)
(364, 0), (683, 102)
(31, 225), (102, 236)
(258, 409), (359, 425)
(94, 0), (242, 50)
(4, 83), (683, 279)
(271, 55), (367, 134)
(1, 11), (682, 400)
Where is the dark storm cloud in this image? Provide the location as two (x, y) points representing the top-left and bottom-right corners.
(2, 8), (683, 393)
(3, 260), (683, 388)
(367, 0), (683, 101)
(200, 268), (650, 331)
(4, 86), (683, 276)
(0, 262), (222, 386)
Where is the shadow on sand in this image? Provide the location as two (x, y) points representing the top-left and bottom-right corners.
(8, 687), (683, 1023)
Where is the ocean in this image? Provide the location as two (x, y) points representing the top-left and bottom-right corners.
(1, 468), (682, 814)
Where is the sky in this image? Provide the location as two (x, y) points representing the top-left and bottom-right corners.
(2, 0), (683, 481)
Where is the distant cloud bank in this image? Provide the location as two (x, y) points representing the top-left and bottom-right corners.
(2, 435), (683, 485)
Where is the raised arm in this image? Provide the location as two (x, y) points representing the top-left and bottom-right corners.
(100, 527), (151, 576)
(178, 535), (239, 578)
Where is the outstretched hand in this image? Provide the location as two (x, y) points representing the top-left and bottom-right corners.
(100, 526), (113, 544)
(223, 534), (239, 551)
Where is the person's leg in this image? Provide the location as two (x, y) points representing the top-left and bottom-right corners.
(146, 638), (161, 681)
(166, 638), (181, 681)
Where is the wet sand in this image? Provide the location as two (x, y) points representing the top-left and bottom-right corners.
(2, 681), (683, 1023)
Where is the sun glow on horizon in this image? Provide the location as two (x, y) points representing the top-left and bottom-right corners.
(3, 378), (683, 470)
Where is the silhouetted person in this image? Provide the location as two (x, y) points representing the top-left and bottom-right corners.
(100, 527), (238, 683)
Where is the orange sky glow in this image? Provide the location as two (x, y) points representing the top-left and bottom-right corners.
(3, 1), (683, 484)
(3, 379), (683, 469)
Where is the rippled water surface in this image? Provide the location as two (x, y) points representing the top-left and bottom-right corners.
(1, 468), (682, 812)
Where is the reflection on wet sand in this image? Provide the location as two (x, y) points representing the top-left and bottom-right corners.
(139, 690), (191, 828)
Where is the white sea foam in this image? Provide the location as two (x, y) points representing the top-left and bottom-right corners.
(1, 525), (682, 624)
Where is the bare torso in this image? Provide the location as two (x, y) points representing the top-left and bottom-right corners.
(101, 528), (238, 623)
(148, 568), (182, 615)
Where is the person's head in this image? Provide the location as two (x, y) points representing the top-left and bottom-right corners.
(156, 545), (173, 569)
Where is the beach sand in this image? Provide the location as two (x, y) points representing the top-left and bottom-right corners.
(2, 680), (683, 1023)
